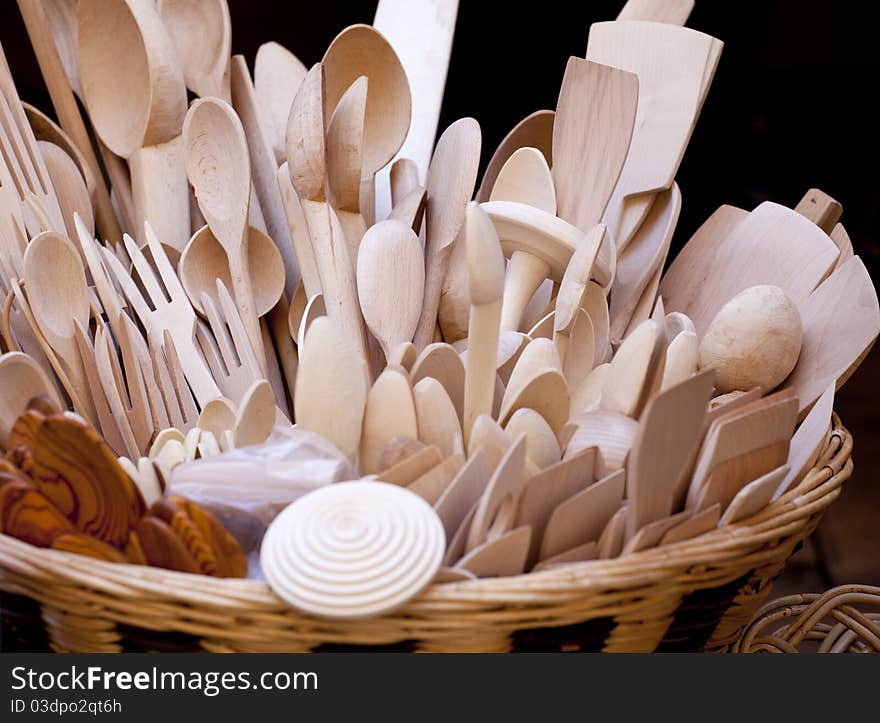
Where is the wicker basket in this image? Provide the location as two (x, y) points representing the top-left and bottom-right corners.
(735, 584), (880, 653)
(0, 417), (852, 653)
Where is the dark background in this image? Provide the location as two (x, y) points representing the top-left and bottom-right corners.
(1, 1), (877, 587)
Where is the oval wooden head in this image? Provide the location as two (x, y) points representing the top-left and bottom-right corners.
(323, 24), (412, 174)
(157, 0), (231, 97)
(183, 98), (251, 246)
(285, 63), (326, 203)
(489, 146), (556, 214)
(255, 42), (309, 165)
(464, 202), (505, 305)
(22, 231), (90, 343)
(427, 118), (482, 251)
(326, 75), (368, 212)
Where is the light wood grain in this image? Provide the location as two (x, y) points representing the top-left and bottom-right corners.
(617, 0), (694, 24)
(254, 41), (307, 166)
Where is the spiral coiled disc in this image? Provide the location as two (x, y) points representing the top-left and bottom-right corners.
(261, 481), (445, 619)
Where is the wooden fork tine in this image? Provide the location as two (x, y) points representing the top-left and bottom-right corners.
(149, 334), (185, 430)
(117, 311), (154, 453)
(216, 279), (262, 378)
(144, 222), (185, 301)
(162, 329), (198, 430)
(93, 324), (139, 459)
(76, 213), (127, 332)
(200, 291), (238, 372)
(126, 315), (170, 433)
(123, 232), (168, 310)
(196, 316), (230, 381)
(102, 244), (154, 323)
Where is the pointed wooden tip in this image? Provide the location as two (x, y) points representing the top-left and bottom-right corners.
(285, 63), (326, 202)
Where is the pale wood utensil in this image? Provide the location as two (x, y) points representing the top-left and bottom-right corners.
(662, 202), (839, 337)
(286, 64), (369, 368)
(784, 256), (880, 416)
(626, 369), (714, 539)
(322, 24), (412, 225)
(718, 465), (789, 527)
(326, 76), (369, 258)
(498, 338), (568, 433)
(157, 0), (231, 99)
(0, 350), (63, 447)
(22, 231), (92, 407)
(254, 42), (307, 166)
(496, 331), (531, 385)
(520, 279), (554, 335)
(829, 223), (854, 271)
(356, 220), (424, 363)
(466, 435), (527, 552)
(38, 140), (94, 240)
(600, 319), (660, 417)
(92, 324), (138, 458)
(390, 157), (420, 207)
(513, 447), (599, 566)
(597, 503), (628, 559)
(77, 0), (189, 249)
(229, 55), (300, 299)
(390, 341), (417, 372)
(413, 118), (481, 350)
(155, 331), (199, 432)
(504, 408), (561, 469)
(552, 56), (638, 238)
(686, 390), (798, 512)
(294, 294), (327, 350)
(532, 541), (598, 572)
(114, 312), (159, 452)
(233, 379), (275, 448)
(476, 109), (554, 203)
(414, 377), (463, 458)
(18, 0), (122, 241)
(457, 525), (530, 578)
(378, 443), (442, 486)
(360, 366), (418, 474)
(388, 184), (426, 232)
(564, 409), (638, 471)
(793, 188), (842, 235)
(617, 0), (695, 24)
(621, 509), (691, 555)
(408, 454), (464, 506)
(609, 184), (681, 340)
(197, 396), (236, 443)
(570, 362), (610, 416)
(661, 330), (698, 391)
(433, 451), (489, 540)
(411, 342), (465, 422)
(276, 163), (320, 299)
(659, 504), (720, 546)
(776, 382), (835, 498)
(180, 223), (285, 318)
(460, 202), (505, 443)
(539, 468), (625, 562)
(183, 97), (267, 373)
(373, 0), (458, 220)
(587, 21), (722, 250)
(103, 228), (220, 405)
(294, 315), (369, 462)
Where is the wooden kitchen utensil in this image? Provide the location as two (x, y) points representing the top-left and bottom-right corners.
(776, 382), (835, 498)
(356, 219), (424, 363)
(600, 319), (660, 417)
(197, 396), (236, 443)
(659, 504), (720, 545)
(414, 377), (463, 458)
(38, 140), (93, 240)
(413, 118), (481, 350)
(77, 0), (190, 249)
(410, 342), (465, 422)
(794, 188), (842, 235)
(718, 465), (789, 527)
(457, 525), (530, 578)
(462, 202), (505, 441)
(586, 21), (722, 250)
(260, 480), (444, 620)
(322, 24), (412, 225)
(0, 351), (63, 447)
(504, 408), (561, 469)
(360, 367), (418, 474)
(564, 409), (639, 471)
(254, 42), (307, 166)
(233, 379), (275, 448)
(294, 315), (369, 462)
(618, 0), (695, 24)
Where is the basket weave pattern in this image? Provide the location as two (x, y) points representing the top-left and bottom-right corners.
(0, 418), (853, 653)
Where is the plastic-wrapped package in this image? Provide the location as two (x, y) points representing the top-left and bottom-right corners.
(167, 428), (358, 568)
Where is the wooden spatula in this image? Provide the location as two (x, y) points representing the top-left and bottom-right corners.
(587, 21), (722, 250)
(617, 0), (695, 25)
(718, 465), (789, 527)
(776, 382), (835, 498)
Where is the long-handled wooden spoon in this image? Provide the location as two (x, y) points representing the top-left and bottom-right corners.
(254, 42), (307, 167)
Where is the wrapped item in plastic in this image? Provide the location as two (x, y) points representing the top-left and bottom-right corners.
(167, 427), (357, 558)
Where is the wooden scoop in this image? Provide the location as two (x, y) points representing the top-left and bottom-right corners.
(587, 21), (722, 251)
(356, 220), (424, 363)
(183, 97), (267, 373)
(462, 203), (505, 442)
(413, 118), (481, 350)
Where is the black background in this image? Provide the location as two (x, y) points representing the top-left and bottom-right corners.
(4, 0), (879, 275)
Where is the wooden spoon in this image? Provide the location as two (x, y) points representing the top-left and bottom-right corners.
(356, 220), (424, 363)
(410, 342), (465, 422)
(600, 319), (661, 417)
(78, 0), (189, 249)
(504, 408), (561, 469)
(476, 109), (554, 203)
(197, 396), (236, 442)
(322, 24), (412, 225)
(414, 377), (464, 458)
(38, 140), (94, 240)
(0, 351), (63, 447)
(360, 366), (418, 474)
(413, 118), (481, 350)
(462, 203), (505, 442)
(180, 223), (285, 318)
(564, 409), (639, 471)
(233, 379), (275, 448)
(254, 42), (307, 166)
(183, 97), (267, 373)
(286, 64), (369, 368)
(157, 0), (231, 99)
(294, 315), (369, 462)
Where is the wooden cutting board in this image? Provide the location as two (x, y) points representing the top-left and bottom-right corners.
(662, 202), (840, 336)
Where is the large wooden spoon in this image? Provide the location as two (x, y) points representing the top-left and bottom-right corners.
(254, 42), (308, 166)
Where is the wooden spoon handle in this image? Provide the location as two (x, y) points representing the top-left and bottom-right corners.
(500, 252), (550, 332)
(463, 298), (502, 443)
(226, 247), (268, 376)
(413, 243), (452, 351)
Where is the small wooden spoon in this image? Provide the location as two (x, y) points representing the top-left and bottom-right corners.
(179, 223), (285, 317)
(0, 351), (63, 447)
(504, 408), (561, 469)
(38, 140), (94, 240)
(157, 0), (231, 99)
(197, 396), (236, 442)
(183, 97), (267, 373)
(411, 342), (465, 422)
(356, 220), (424, 363)
(413, 377), (464, 458)
(360, 366), (418, 474)
(413, 118), (482, 350)
(233, 379), (275, 448)
(254, 41), (307, 166)
(462, 203), (505, 442)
